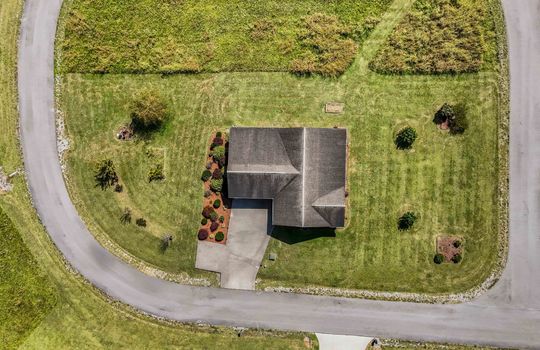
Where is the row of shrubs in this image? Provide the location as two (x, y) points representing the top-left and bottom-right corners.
(395, 103), (468, 150)
(434, 253), (462, 265)
(198, 229), (225, 242)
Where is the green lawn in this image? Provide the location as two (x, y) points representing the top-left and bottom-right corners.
(0, 0), (316, 348)
(58, 0), (505, 294)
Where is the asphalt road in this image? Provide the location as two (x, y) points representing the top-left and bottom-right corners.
(17, 0), (540, 348)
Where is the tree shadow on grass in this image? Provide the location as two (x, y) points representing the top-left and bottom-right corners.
(270, 226), (336, 245)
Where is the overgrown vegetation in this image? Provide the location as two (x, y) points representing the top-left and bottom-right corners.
(0, 207), (56, 349)
(370, 0), (497, 74)
(60, 0), (393, 75)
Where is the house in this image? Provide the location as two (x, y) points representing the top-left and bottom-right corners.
(227, 127), (347, 228)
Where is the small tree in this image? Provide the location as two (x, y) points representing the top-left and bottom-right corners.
(434, 253), (444, 264)
(120, 207), (132, 224)
(395, 127), (417, 150)
(130, 90), (168, 131)
(398, 211), (417, 231)
(433, 103), (455, 125)
(94, 159), (118, 190)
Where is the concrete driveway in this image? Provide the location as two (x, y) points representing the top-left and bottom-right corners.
(196, 200), (272, 290)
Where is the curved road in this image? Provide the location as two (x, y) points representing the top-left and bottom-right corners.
(17, 0), (540, 348)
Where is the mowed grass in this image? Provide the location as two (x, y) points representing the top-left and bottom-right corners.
(60, 67), (500, 293)
(60, 0), (392, 74)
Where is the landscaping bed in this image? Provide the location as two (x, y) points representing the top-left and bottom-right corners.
(436, 236), (464, 264)
(198, 132), (231, 244)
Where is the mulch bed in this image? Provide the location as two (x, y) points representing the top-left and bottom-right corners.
(198, 132), (231, 245)
(436, 236), (463, 263)
(437, 119), (449, 130)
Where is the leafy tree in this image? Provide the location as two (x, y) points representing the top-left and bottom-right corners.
(395, 127), (417, 150)
(433, 103), (455, 124)
(398, 211), (417, 231)
(94, 159), (118, 190)
(130, 90), (168, 131)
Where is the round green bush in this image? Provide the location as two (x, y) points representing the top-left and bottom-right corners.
(398, 212), (417, 231)
(215, 232), (225, 242)
(201, 218), (208, 225)
(452, 253), (462, 264)
(201, 170), (212, 181)
(213, 199), (221, 209)
(395, 127), (417, 150)
(209, 211), (219, 222)
(219, 215), (225, 223)
(433, 253), (444, 264)
(216, 131), (222, 138)
(130, 90), (168, 131)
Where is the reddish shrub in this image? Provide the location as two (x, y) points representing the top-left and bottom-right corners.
(198, 229), (208, 240)
(212, 168), (223, 180)
(202, 206), (215, 219)
(210, 222), (219, 232)
(209, 211), (219, 222)
(212, 137), (224, 148)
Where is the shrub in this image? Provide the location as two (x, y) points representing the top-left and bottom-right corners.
(452, 253), (462, 264)
(448, 105), (468, 135)
(136, 218), (147, 227)
(398, 212), (417, 231)
(148, 163), (165, 182)
(211, 137), (224, 149)
(212, 168), (223, 180)
(209, 211), (219, 222)
(130, 90), (168, 132)
(160, 234), (173, 251)
(219, 215), (225, 223)
(215, 232), (225, 242)
(210, 178), (224, 193)
(433, 103), (455, 125)
(210, 222), (219, 232)
(433, 253), (444, 264)
(215, 131), (222, 138)
(94, 159), (118, 190)
(114, 183), (123, 193)
(213, 199), (221, 209)
(201, 218), (208, 225)
(395, 127), (417, 150)
(211, 146), (226, 162)
(198, 229), (208, 240)
(453, 240), (462, 248)
(290, 13), (358, 77)
(202, 206), (215, 219)
(120, 207), (132, 225)
(201, 170), (212, 181)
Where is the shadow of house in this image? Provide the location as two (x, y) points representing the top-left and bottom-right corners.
(270, 226), (336, 245)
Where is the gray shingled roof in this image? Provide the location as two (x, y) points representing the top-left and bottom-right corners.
(227, 127), (347, 228)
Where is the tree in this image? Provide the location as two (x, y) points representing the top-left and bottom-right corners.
(130, 90), (168, 131)
(398, 211), (417, 231)
(434, 253), (444, 264)
(120, 207), (132, 224)
(395, 127), (417, 149)
(433, 103), (455, 124)
(94, 159), (118, 190)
